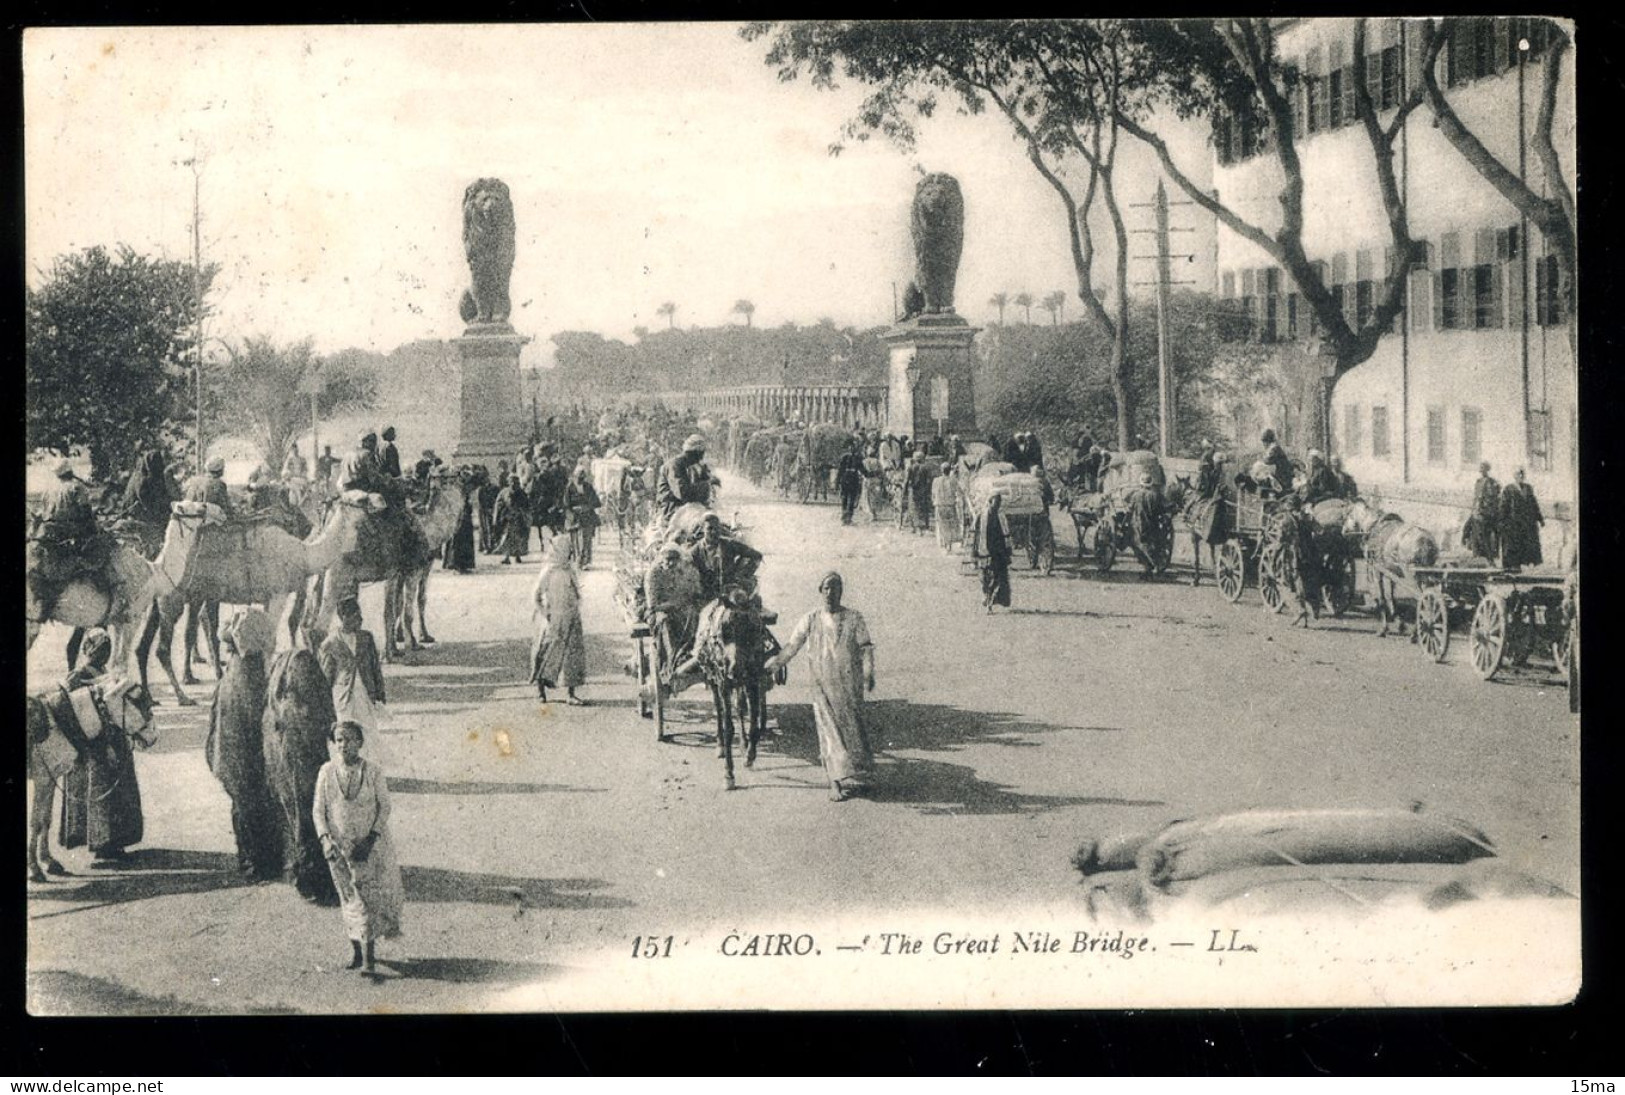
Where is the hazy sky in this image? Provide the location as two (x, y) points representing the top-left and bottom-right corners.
(24, 23), (1214, 365)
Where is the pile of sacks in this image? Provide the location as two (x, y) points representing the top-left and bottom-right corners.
(965, 463), (1047, 517)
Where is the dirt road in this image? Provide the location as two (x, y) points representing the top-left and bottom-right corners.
(25, 473), (1579, 1013)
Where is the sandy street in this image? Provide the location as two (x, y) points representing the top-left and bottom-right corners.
(25, 473), (1580, 1014)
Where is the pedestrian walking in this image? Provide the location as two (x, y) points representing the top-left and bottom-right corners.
(835, 442), (867, 525)
(206, 610), (282, 882)
(931, 462), (961, 553)
(313, 719), (404, 973)
(318, 598), (387, 764)
(492, 476), (530, 563)
(973, 494), (1013, 613)
(1499, 468), (1545, 570)
(563, 463), (602, 568)
(530, 537), (588, 705)
(765, 572), (875, 802)
(442, 486), (477, 573)
(900, 449), (935, 534)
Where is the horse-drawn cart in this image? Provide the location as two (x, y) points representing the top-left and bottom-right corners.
(963, 464), (1055, 574)
(1409, 565), (1573, 682)
(1207, 482), (1298, 609)
(1063, 451), (1172, 576)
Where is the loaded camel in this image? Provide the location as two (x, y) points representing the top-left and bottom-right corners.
(26, 503), (224, 694)
(134, 491), (382, 705)
(306, 468), (474, 661)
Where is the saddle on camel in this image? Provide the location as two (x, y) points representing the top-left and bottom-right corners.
(27, 461), (121, 625)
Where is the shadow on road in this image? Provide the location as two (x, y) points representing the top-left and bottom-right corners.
(27, 849), (248, 918)
(388, 777), (606, 796)
(27, 969), (295, 1016)
(379, 956), (565, 985)
(401, 866), (632, 910)
(771, 701), (1158, 817)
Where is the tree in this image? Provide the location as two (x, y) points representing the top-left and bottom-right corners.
(1111, 19), (1441, 405)
(1419, 19), (1574, 346)
(657, 301), (678, 329)
(1013, 291), (1035, 325)
(989, 291), (1009, 324)
(731, 299), (757, 327)
(742, 21), (1151, 448)
(1042, 290), (1067, 325)
(26, 244), (217, 482)
(205, 336), (377, 468)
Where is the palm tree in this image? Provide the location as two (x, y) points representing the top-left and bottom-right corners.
(731, 299), (756, 328)
(989, 292), (1009, 326)
(1042, 290), (1067, 326)
(1013, 291), (1034, 325)
(657, 301), (677, 329)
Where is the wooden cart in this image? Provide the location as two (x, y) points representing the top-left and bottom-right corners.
(1409, 565), (1573, 682)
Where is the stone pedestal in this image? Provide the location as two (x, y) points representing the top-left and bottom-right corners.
(452, 322), (531, 465)
(881, 314), (979, 441)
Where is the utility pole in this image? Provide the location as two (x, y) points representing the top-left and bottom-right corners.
(180, 140), (206, 470)
(1154, 180), (1176, 457)
(1132, 179), (1195, 457)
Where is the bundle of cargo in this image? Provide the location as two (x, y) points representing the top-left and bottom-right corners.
(591, 456), (631, 499)
(964, 466), (1047, 517)
(1098, 449), (1166, 495)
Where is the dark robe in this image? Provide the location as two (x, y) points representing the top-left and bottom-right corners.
(1498, 481), (1544, 568)
(442, 498), (477, 572)
(1465, 475), (1501, 560)
(492, 484), (531, 559)
(1302, 463), (1340, 505)
(206, 651), (281, 880)
(379, 441), (402, 479)
(1262, 443), (1295, 492)
(58, 666), (143, 856)
(974, 506), (1013, 608)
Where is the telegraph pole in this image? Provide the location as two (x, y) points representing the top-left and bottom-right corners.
(1154, 180), (1176, 457)
(182, 141), (206, 469)
(1132, 178), (1195, 457)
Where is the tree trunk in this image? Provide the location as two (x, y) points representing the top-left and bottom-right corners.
(1111, 331), (1134, 452)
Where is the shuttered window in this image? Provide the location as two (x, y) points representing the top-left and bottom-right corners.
(1461, 406), (1483, 465)
(1426, 406), (1446, 464)
(1344, 405), (1362, 457)
(1371, 406), (1391, 458)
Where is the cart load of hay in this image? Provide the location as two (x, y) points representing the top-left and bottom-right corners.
(591, 456), (632, 499)
(1098, 449), (1166, 495)
(964, 464), (1047, 517)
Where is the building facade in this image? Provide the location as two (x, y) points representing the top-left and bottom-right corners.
(1213, 16), (1576, 555)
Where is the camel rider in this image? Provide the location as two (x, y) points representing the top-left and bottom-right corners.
(688, 512), (762, 601)
(1260, 429), (1295, 492)
(245, 460), (280, 511)
(27, 460), (114, 622)
(659, 435), (720, 517)
(1301, 450), (1340, 506)
(342, 432), (387, 496)
(281, 445), (308, 483)
(185, 456), (235, 516)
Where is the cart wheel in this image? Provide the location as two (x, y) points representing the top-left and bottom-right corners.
(1093, 523), (1116, 573)
(1154, 517), (1175, 575)
(1216, 540), (1245, 603)
(1469, 593), (1507, 680)
(1416, 589), (1450, 662)
(1258, 545), (1286, 613)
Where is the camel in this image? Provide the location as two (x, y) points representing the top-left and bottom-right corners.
(27, 504), (223, 692)
(135, 492), (382, 705)
(306, 469), (473, 661)
(27, 676), (156, 883)
(396, 473), (477, 652)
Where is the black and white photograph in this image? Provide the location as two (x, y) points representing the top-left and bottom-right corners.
(22, 18), (1582, 1016)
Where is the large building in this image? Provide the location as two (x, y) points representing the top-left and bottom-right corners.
(1212, 16), (1576, 556)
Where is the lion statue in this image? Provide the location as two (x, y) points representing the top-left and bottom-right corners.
(459, 177), (516, 325)
(910, 173), (965, 316)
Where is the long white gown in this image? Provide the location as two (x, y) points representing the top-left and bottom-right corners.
(777, 607), (874, 782)
(312, 757), (404, 944)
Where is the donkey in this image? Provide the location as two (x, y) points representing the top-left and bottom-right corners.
(27, 678), (155, 883)
(690, 593), (779, 791)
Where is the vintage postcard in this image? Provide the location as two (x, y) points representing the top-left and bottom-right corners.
(23, 19), (1580, 1015)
